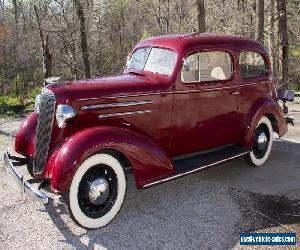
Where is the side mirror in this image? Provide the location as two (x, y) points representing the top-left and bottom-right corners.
(183, 58), (191, 71)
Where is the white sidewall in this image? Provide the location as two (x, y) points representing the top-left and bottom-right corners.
(249, 116), (273, 167)
(69, 153), (126, 229)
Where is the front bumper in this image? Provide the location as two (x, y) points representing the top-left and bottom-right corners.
(3, 149), (49, 204)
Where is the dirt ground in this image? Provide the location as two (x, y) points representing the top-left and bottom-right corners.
(0, 102), (299, 250)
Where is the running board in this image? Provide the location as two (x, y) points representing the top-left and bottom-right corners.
(142, 145), (248, 188)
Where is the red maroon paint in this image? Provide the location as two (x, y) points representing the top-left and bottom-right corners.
(14, 33), (288, 192)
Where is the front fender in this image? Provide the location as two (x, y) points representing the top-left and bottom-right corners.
(45, 127), (174, 193)
(15, 112), (37, 157)
(241, 97), (288, 148)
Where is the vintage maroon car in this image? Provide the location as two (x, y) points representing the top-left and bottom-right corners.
(3, 33), (294, 229)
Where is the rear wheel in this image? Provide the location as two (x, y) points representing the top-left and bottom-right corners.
(245, 116), (273, 167)
(64, 153), (126, 229)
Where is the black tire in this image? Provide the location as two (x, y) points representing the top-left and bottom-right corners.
(244, 116), (273, 167)
(63, 153), (126, 229)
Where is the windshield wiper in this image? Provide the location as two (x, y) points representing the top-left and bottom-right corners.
(128, 71), (146, 76)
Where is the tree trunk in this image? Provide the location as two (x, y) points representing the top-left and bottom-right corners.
(196, 0), (205, 33)
(269, 0), (276, 76)
(0, 0), (7, 94)
(277, 0), (289, 89)
(256, 0), (264, 44)
(12, 0), (18, 94)
(34, 5), (52, 81)
(238, 0), (246, 36)
(74, 0), (91, 79)
(250, 2), (256, 39)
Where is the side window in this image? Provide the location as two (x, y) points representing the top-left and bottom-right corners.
(181, 54), (199, 82)
(239, 52), (267, 78)
(181, 51), (233, 83)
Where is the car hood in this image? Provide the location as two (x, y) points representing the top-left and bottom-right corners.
(47, 74), (163, 103)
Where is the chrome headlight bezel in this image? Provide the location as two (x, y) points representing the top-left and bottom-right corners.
(56, 104), (76, 128)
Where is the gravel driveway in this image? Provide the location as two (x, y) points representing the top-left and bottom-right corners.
(0, 104), (299, 250)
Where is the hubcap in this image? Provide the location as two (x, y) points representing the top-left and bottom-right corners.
(253, 124), (270, 159)
(257, 132), (268, 151)
(78, 164), (118, 218)
(89, 178), (110, 205)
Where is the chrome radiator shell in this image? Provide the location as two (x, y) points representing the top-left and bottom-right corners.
(33, 89), (56, 175)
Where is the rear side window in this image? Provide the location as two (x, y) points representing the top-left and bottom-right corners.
(182, 51), (233, 83)
(239, 52), (267, 78)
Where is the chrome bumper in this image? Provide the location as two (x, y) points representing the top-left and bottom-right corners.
(3, 150), (49, 204)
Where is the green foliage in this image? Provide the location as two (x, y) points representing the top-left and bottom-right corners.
(27, 86), (42, 102)
(290, 45), (300, 57)
(0, 96), (21, 117)
(0, 96), (21, 105)
(0, 87), (42, 117)
(140, 30), (151, 41)
(11, 73), (25, 95)
(33, 67), (44, 83)
(289, 45), (300, 90)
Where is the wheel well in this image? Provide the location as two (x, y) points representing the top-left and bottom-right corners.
(265, 113), (279, 134)
(99, 149), (132, 173)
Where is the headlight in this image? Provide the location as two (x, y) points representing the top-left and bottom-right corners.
(35, 94), (41, 114)
(56, 104), (76, 128)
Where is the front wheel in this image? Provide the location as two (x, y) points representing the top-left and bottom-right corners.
(64, 153), (126, 229)
(245, 116), (273, 167)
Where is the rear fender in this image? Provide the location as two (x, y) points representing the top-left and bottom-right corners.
(45, 127), (174, 193)
(241, 97), (288, 149)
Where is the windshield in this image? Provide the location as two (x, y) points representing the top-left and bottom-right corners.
(127, 47), (176, 76)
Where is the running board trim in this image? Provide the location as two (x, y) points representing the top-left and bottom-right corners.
(142, 151), (248, 188)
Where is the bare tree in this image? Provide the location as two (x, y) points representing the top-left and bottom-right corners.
(34, 5), (52, 81)
(74, 0), (91, 79)
(196, 0), (205, 33)
(11, 0), (19, 93)
(277, 0), (289, 89)
(269, 0), (276, 75)
(256, 0), (264, 44)
(0, 0), (299, 96)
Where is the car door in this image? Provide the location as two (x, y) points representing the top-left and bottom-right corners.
(170, 49), (240, 156)
(236, 49), (270, 133)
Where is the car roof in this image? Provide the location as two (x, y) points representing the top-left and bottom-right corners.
(136, 33), (266, 54)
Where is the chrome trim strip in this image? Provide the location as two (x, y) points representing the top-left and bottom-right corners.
(81, 100), (153, 111)
(4, 150), (49, 204)
(142, 152), (248, 188)
(78, 92), (161, 101)
(98, 110), (152, 119)
(77, 81), (269, 101)
(163, 82), (269, 95)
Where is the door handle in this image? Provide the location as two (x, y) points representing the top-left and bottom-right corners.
(231, 91), (240, 96)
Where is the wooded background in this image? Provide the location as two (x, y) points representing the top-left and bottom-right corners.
(0, 0), (299, 98)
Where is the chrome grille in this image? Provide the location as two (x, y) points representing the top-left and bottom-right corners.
(33, 89), (56, 175)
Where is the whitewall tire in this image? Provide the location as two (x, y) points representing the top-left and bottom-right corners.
(65, 153), (126, 229)
(245, 116), (273, 167)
